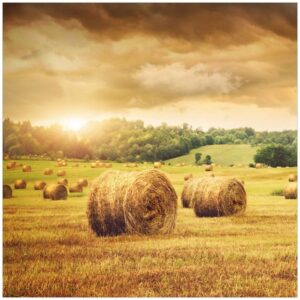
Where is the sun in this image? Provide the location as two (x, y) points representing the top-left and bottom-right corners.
(61, 118), (86, 131)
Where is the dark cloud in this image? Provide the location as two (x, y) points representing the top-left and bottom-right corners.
(4, 3), (297, 44)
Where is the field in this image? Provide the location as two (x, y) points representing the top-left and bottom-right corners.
(3, 157), (297, 296)
(167, 144), (258, 166)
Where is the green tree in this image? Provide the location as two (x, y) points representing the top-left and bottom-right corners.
(203, 155), (212, 165)
(195, 152), (202, 165)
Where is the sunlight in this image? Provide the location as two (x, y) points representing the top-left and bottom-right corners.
(61, 118), (86, 131)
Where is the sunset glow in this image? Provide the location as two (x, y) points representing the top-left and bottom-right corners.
(61, 118), (86, 131)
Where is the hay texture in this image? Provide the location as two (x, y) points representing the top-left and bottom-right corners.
(43, 184), (68, 200)
(44, 168), (53, 175)
(288, 174), (297, 182)
(22, 165), (32, 172)
(34, 181), (47, 190)
(205, 165), (213, 171)
(14, 179), (26, 189)
(284, 183), (297, 199)
(78, 178), (88, 187)
(87, 169), (177, 236)
(57, 178), (68, 186)
(184, 173), (193, 181)
(57, 170), (66, 176)
(3, 185), (12, 199)
(69, 183), (83, 193)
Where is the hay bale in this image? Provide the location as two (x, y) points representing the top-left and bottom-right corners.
(105, 163), (112, 168)
(87, 169), (177, 236)
(154, 162), (162, 168)
(3, 185), (12, 199)
(69, 183), (83, 193)
(34, 181), (47, 190)
(14, 179), (26, 189)
(192, 177), (246, 217)
(22, 165), (32, 172)
(284, 183), (297, 199)
(6, 161), (17, 170)
(91, 162), (97, 168)
(57, 170), (66, 176)
(44, 168), (53, 175)
(57, 178), (68, 186)
(255, 163), (264, 169)
(184, 173), (193, 181)
(78, 178), (88, 187)
(175, 163), (181, 167)
(288, 174), (297, 182)
(43, 184), (68, 200)
(204, 165), (213, 172)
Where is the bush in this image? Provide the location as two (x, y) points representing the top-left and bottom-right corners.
(249, 163), (255, 168)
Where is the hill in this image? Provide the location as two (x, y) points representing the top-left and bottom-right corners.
(166, 144), (258, 166)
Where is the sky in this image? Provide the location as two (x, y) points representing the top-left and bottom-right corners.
(3, 3), (297, 131)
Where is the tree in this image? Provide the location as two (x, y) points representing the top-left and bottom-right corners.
(203, 155), (212, 165)
(195, 153), (202, 165)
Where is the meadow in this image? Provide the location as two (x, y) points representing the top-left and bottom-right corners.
(3, 154), (297, 296)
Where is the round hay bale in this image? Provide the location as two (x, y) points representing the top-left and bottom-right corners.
(204, 165), (213, 172)
(78, 178), (88, 188)
(154, 162), (162, 169)
(6, 161), (17, 170)
(105, 163), (112, 168)
(69, 183), (83, 193)
(256, 163), (263, 169)
(22, 165), (32, 172)
(14, 179), (26, 189)
(3, 185), (12, 199)
(34, 181), (47, 190)
(181, 178), (200, 208)
(91, 162), (97, 168)
(57, 178), (68, 186)
(87, 169), (177, 236)
(43, 184), (68, 200)
(288, 174), (297, 182)
(184, 173), (193, 181)
(57, 170), (66, 176)
(192, 177), (247, 217)
(43, 168), (53, 175)
(284, 183), (297, 199)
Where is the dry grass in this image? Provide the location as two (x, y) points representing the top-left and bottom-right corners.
(3, 159), (297, 296)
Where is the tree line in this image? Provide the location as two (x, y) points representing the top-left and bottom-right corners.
(3, 118), (297, 163)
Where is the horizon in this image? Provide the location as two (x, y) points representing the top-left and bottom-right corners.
(3, 3), (297, 131)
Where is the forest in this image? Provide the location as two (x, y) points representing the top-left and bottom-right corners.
(3, 118), (297, 163)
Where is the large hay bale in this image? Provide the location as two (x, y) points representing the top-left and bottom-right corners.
(192, 177), (247, 217)
(78, 178), (88, 188)
(43, 184), (68, 200)
(3, 185), (12, 199)
(87, 169), (177, 236)
(14, 179), (26, 189)
(22, 165), (32, 172)
(288, 174), (297, 182)
(57, 170), (66, 176)
(204, 165), (213, 171)
(57, 178), (68, 186)
(6, 161), (17, 170)
(284, 183), (297, 199)
(154, 162), (162, 168)
(69, 183), (83, 193)
(34, 181), (47, 190)
(44, 168), (53, 175)
(184, 173), (193, 181)
(181, 178), (200, 208)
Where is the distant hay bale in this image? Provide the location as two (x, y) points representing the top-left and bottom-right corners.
(22, 165), (32, 172)
(204, 165), (213, 172)
(284, 183), (297, 199)
(126, 163), (138, 168)
(6, 161), (17, 170)
(57, 178), (68, 186)
(175, 163), (181, 167)
(34, 181), (47, 190)
(43, 168), (53, 175)
(3, 185), (12, 199)
(87, 169), (177, 236)
(255, 163), (263, 169)
(69, 183), (83, 193)
(154, 162), (162, 168)
(105, 163), (112, 168)
(14, 179), (26, 189)
(78, 178), (88, 187)
(43, 184), (68, 200)
(184, 173), (193, 181)
(288, 174), (297, 182)
(91, 162), (97, 168)
(57, 170), (66, 176)
(193, 177), (247, 217)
